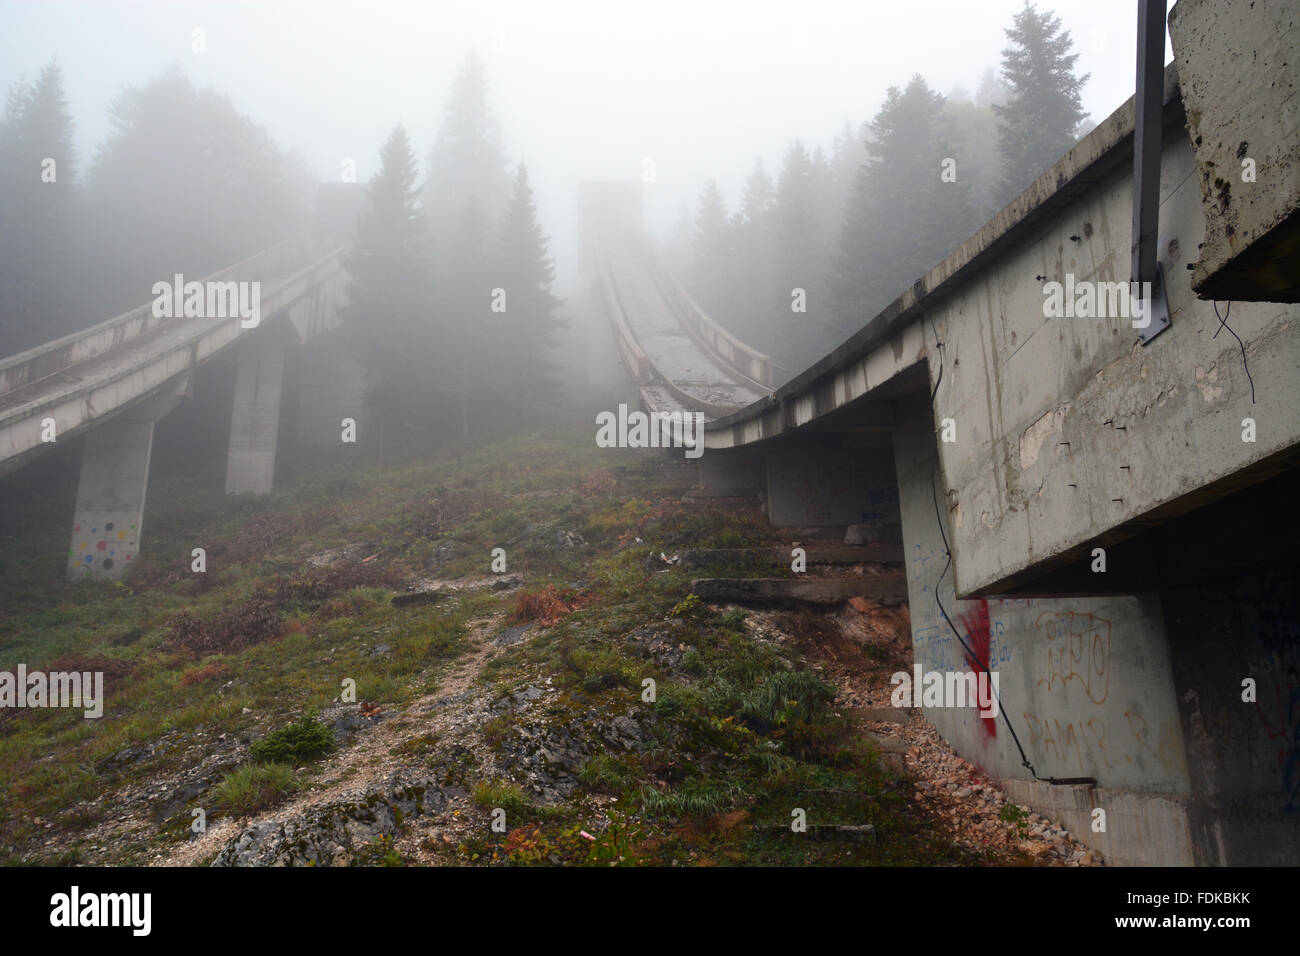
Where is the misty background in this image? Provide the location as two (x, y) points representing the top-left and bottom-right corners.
(0, 0), (1175, 440)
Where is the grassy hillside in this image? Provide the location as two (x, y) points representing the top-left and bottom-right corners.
(0, 427), (981, 866)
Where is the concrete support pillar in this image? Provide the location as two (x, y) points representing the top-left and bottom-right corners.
(698, 447), (765, 494)
(294, 333), (366, 448)
(225, 336), (285, 495)
(764, 433), (898, 528)
(67, 415), (155, 580)
(66, 377), (190, 581)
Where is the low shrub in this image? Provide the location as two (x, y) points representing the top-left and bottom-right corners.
(248, 715), (334, 765)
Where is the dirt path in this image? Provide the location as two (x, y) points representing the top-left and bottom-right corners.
(158, 612), (513, 867)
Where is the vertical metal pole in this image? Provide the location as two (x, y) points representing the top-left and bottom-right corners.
(1131, 0), (1166, 287)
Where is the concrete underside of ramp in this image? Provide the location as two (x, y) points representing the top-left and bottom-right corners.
(694, 6), (1300, 865)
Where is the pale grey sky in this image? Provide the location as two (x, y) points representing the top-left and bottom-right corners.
(1, 0), (1173, 285)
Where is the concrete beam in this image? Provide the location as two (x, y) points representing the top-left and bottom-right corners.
(0, 243), (346, 479)
(764, 434), (898, 528)
(225, 336), (286, 496)
(698, 447), (765, 494)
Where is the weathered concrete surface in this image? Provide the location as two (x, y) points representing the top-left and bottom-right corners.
(699, 59), (1299, 596)
(697, 445), (765, 493)
(585, 182), (773, 420)
(692, 573), (907, 605)
(1004, 780), (1194, 867)
(765, 434), (898, 528)
(67, 416), (155, 581)
(649, 254), (772, 388)
(705, 70), (1299, 595)
(893, 392), (1196, 863)
(702, 68), (1186, 453)
(932, 122), (1298, 596)
(600, 238), (767, 416)
(65, 379), (190, 581)
(225, 337), (285, 496)
(1169, 0), (1300, 301)
(681, 20), (1299, 866)
(0, 244), (347, 478)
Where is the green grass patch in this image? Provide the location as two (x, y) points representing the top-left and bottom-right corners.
(209, 763), (299, 816)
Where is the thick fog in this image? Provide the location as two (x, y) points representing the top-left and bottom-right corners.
(2, 0), (1172, 293)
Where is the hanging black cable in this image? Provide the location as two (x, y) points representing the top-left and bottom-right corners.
(923, 311), (1095, 786)
(1212, 300), (1254, 404)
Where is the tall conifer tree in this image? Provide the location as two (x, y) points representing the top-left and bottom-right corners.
(994, 3), (1089, 202)
(342, 125), (435, 463)
(494, 162), (563, 423)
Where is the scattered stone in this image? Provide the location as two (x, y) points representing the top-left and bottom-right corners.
(554, 530), (586, 549)
(213, 774), (448, 867)
(491, 625), (533, 648)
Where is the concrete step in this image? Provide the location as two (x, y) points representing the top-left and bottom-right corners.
(680, 545), (903, 569)
(691, 572), (907, 606)
(855, 706), (913, 725)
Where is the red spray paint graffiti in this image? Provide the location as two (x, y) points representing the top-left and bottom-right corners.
(958, 599), (997, 739)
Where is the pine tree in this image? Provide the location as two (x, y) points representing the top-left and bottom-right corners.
(829, 75), (975, 342)
(729, 159), (777, 350)
(691, 178), (733, 324)
(84, 64), (305, 317)
(444, 199), (491, 441)
(773, 140), (834, 370)
(994, 2), (1090, 203)
(341, 125), (435, 464)
(944, 94), (1002, 219)
(494, 162), (563, 425)
(0, 61), (77, 352)
(426, 53), (511, 262)
(975, 67), (1011, 109)
(829, 121), (869, 214)
(738, 159), (774, 228)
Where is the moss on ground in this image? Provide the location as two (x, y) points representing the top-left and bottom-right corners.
(1, 426), (981, 866)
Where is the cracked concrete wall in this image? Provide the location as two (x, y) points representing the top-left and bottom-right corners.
(893, 391), (1196, 865)
(1168, 0), (1300, 301)
(929, 126), (1300, 597)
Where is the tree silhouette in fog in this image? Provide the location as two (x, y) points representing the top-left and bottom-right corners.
(691, 178), (732, 335)
(83, 64), (308, 319)
(829, 75), (975, 343)
(425, 52), (512, 262)
(773, 140), (836, 370)
(342, 125), (436, 466)
(0, 61), (77, 352)
(727, 159), (778, 358)
(493, 162), (564, 424)
(994, 2), (1090, 204)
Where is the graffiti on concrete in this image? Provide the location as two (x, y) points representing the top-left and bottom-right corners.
(1022, 706), (1184, 777)
(1035, 610), (1112, 704)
